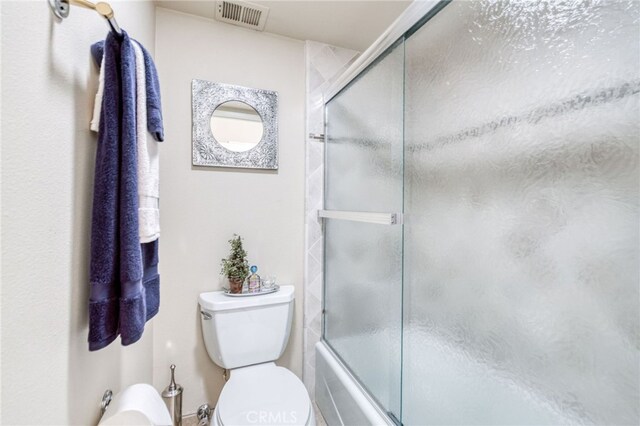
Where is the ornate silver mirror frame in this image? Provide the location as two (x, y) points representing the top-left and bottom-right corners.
(192, 80), (278, 169)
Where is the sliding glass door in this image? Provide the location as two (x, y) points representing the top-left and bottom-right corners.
(323, 0), (639, 424)
(403, 1), (639, 424)
(323, 41), (404, 421)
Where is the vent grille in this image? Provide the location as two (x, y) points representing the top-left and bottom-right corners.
(221, 1), (242, 21)
(241, 7), (261, 26)
(215, 0), (269, 31)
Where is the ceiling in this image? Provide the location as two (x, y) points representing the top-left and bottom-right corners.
(155, 0), (411, 52)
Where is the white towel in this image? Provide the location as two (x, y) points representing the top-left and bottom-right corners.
(132, 40), (160, 243)
(90, 53), (105, 132)
(91, 41), (161, 243)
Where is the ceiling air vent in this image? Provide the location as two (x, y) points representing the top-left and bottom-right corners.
(215, 0), (269, 31)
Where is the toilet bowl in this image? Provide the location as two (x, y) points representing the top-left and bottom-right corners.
(212, 363), (315, 426)
(199, 286), (314, 426)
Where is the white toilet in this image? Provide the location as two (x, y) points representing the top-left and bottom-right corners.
(198, 285), (315, 426)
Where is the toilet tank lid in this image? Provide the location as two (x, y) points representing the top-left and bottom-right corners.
(199, 285), (294, 312)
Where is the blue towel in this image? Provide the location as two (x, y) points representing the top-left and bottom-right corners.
(91, 40), (164, 142)
(88, 31), (161, 351)
(136, 41), (164, 142)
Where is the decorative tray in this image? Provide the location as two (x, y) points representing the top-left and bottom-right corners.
(222, 285), (280, 297)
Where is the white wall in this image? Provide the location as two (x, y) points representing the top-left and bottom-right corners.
(153, 8), (305, 414)
(1, 1), (156, 424)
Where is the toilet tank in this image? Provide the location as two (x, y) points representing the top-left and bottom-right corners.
(198, 285), (294, 369)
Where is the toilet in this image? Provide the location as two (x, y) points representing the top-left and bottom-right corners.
(198, 285), (315, 426)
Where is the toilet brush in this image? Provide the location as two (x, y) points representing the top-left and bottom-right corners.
(162, 364), (183, 426)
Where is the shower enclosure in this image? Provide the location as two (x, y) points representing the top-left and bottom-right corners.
(317, 0), (639, 424)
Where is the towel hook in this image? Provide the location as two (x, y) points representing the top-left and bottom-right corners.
(48, 0), (123, 37)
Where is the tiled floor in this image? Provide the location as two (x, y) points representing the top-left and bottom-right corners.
(182, 412), (199, 426)
(181, 401), (328, 425)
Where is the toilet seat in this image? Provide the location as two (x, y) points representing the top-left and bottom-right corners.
(215, 363), (312, 426)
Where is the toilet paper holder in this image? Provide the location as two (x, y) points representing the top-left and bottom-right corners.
(101, 389), (113, 414)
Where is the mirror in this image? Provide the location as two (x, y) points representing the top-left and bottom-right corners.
(210, 101), (264, 152)
(192, 80), (278, 169)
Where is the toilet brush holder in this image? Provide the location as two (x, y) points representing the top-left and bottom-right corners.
(162, 364), (183, 426)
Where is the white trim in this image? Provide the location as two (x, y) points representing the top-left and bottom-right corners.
(324, 0), (442, 103)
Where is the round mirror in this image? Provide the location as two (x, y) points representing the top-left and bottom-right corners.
(210, 101), (264, 152)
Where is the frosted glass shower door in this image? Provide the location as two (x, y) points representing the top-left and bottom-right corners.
(323, 42), (404, 420)
(403, 1), (640, 425)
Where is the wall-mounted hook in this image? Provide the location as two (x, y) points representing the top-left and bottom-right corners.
(48, 0), (70, 19)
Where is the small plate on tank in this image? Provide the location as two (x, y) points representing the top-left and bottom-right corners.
(222, 285), (280, 297)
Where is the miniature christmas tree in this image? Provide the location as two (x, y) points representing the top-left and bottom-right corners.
(221, 234), (250, 293)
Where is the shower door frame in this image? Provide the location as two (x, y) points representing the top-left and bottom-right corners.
(319, 38), (406, 422)
(318, 1), (451, 424)
(323, 0), (449, 102)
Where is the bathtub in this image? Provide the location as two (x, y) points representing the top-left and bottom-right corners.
(315, 341), (393, 426)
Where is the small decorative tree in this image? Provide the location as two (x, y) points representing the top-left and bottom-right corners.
(221, 234), (250, 294)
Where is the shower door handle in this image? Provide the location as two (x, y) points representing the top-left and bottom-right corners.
(318, 210), (403, 225)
